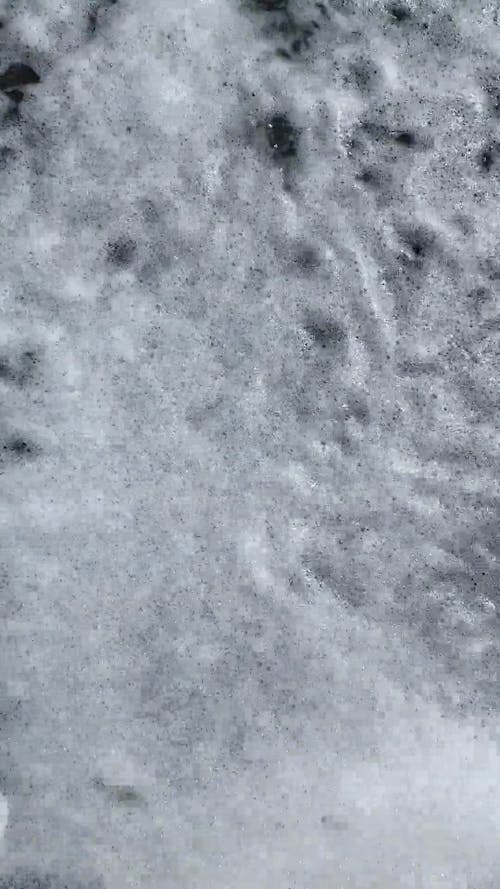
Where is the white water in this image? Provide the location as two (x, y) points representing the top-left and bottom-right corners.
(0, 1), (499, 887)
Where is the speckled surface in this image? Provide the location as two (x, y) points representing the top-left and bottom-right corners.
(0, 1), (499, 887)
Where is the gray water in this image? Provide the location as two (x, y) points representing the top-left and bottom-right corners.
(0, 1), (499, 886)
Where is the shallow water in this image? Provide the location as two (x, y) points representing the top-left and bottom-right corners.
(0, 1), (499, 886)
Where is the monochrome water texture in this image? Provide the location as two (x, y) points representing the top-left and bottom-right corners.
(0, 1), (499, 887)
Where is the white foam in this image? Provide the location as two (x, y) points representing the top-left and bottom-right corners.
(0, 794), (8, 851)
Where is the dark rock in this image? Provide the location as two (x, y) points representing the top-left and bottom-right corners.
(315, 3), (329, 18)
(265, 114), (299, 159)
(106, 237), (137, 267)
(5, 89), (24, 105)
(0, 64), (40, 90)
(303, 316), (348, 352)
(254, 0), (289, 9)
(398, 224), (436, 265)
(479, 142), (500, 171)
(393, 130), (416, 148)
(2, 437), (38, 458)
(293, 244), (321, 272)
(387, 2), (411, 21)
(0, 360), (15, 381)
